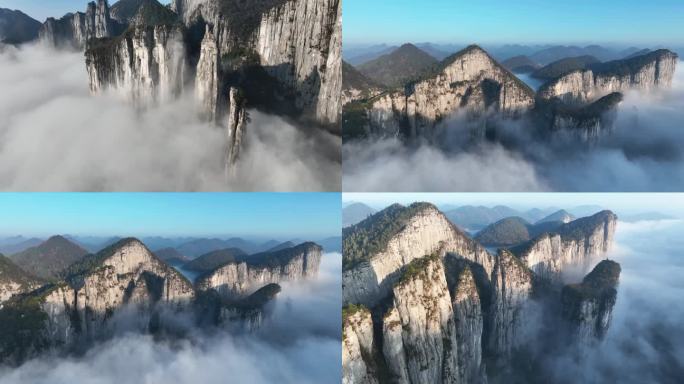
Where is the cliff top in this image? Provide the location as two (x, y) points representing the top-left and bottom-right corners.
(342, 202), (438, 271)
(396, 252), (440, 287)
(131, 0), (179, 26)
(201, 242), (321, 276)
(590, 49), (678, 78)
(562, 259), (621, 301)
(414, 44), (535, 97)
(217, 0), (290, 39)
(183, 247), (248, 273)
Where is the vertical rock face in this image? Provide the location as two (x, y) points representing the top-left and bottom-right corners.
(225, 87), (247, 175)
(539, 50), (678, 104)
(342, 203), (493, 308)
(516, 210), (617, 284)
(488, 249), (534, 359)
(86, 23), (187, 105)
(452, 267), (484, 383)
(361, 45), (535, 138)
(39, 238), (194, 345)
(543, 92), (623, 143)
(173, 0), (342, 126)
(196, 242), (322, 299)
(342, 306), (379, 384)
(561, 260), (621, 344)
(195, 25), (219, 121)
(383, 254), (459, 383)
(0, 255), (42, 303)
(218, 283), (281, 331)
(40, 0), (113, 49)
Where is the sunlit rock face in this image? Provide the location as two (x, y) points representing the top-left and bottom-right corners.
(84, 1), (188, 107)
(225, 86), (247, 174)
(195, 242), (322, 300)
(342, 203), (493, 308)
(39, 239), (194, 346)
(382, 255), (460, 383)
(515, 211), (617, 284)
(488, 249), (534, 360)
(195, 24), (220, 121)
(360, 45), (535, 138)
(341, 204), (620, 384)
(561, 259), (621, 345)
(172, 0), (342, 126)
(342, 307), (378, 384)
(40, 0), (114, 49)
(539, 49), (678, 104)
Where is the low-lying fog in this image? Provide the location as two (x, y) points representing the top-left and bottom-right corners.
(542, 219), (684, 383)
(343, 62), (684, 192)
(0, 43), (340, 191)
(0, 253), (342, 384)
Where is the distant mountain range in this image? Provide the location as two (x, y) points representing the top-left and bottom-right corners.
(0, 8), (41, 44)
(343, 202), (377, 227)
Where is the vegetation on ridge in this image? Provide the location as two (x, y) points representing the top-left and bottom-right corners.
(342, 202), (437, 271)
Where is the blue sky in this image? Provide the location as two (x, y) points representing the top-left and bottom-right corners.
(0, 0), (170, 21)
(345, 0), (684, 46)
(0, 193), (341, 238)
(344, 193), (684, 217)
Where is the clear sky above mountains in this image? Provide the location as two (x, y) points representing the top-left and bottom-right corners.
(0, 0), (171, 21)
(0, 193), (341, 238)
(345, 0), (684, 46)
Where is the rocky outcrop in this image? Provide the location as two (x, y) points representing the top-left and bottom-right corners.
(0, 254), (42, 303)
(356, 45), (535, 138)
(514, 210), (617, 284)
(539, 49), (678, 104)
(218, 283), (281, 331)
(40, 0), (115, 49)
(342, 305), (379, 384)
(172, 0), (341, 126)
(538, 92), (623, 143)
(343, 203), (493, 308)
(225, 87), (247, 175)
(85, 3), (186, 106)
(195, 24), (220, 121)
(21, 238), (194, 347)
(382, 254), (459, 383)
(196, 242), (322, 299)
(488, 249), (534, 359)
(452, 267), (484, 383)
(342, 60), (384, 105)
(561, 260), (621, 344)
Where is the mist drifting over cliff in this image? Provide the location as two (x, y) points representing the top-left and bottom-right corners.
(343, 61), (684, 192)
(0, 44), (340, 191)
(0, 252), (342, 384)
(503, 219), (684, 383)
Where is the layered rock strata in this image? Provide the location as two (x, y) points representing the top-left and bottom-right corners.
(342, 306), (379, 384)
(539, 49), (678, 104)
(40, 0), (115, 48)
(342, 203), (493, 308)
(513, 210), (617, 284)
(196, 242), (322, 299)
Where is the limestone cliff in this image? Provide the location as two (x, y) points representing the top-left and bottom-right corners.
(382, 254), (459, 383)
(196, 242), (322, 299)
(540, 92), (624, 143)
(40, 0), (115, 49)
(85, 1), (187, 106)
(343, 305), (379, 384)
(343, 202), (493, 308)
(452, 267), (484, 383)
(488, 249), (534, 359)
(539, 49), (678, 104)
(172, 0), (341, 126)
(513, 210), (617, 284)
(1, 238), (194, 353)
(225, 86), (247, 175)
(351, 45), (535, 138)
(218, 283), (281, 331)
(561, 259), (621, 344)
